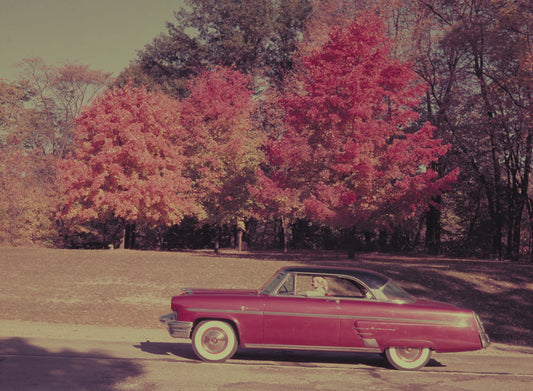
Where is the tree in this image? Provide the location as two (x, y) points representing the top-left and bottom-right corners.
(0, 60), (111, 247)
(180, 66), (264, 252)
(257, 12), (456, 254)
(0, 80), (26, 136)
(412, 0), (533, 260)
(13, 57), (112, 158)
(0, 147), (58, 246)
(58, 84), (199, 248)
(116, 0), (312, 97)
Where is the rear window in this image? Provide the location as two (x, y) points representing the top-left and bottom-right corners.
(381, 280), (414, 302)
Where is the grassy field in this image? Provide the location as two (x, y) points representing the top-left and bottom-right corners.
(1, 248), (532, 346)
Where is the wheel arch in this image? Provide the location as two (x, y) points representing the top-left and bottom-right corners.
(192, 317), (241, 344)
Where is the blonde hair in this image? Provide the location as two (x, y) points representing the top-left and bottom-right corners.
(313, 276), (328, 290)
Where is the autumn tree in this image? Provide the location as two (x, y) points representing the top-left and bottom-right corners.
(180, 66), (264, 252)
(58, 85), (199, 249)
(0, 80), (59, 246)
(255, 12), (456, 254)
(0, 147), (59, 246)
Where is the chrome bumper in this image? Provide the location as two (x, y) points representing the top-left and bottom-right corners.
(160, 313), (193, 339)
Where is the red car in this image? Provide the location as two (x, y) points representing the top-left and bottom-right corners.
(160, 266), (490, 370)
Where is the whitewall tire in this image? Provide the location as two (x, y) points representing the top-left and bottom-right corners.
(192, 320), (238, 362)
(385, 347), (432, 370)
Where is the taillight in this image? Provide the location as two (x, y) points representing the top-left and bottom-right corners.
(474, 313), (490, 348)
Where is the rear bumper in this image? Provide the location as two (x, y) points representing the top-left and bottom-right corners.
(160, 313), (193, 339)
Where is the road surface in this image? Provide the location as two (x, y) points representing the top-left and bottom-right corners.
(1, 321), (533, 391)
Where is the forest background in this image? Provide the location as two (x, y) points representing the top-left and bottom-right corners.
(1, 0), (533, 262)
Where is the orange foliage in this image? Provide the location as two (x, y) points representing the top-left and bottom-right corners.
(0, 148), (59, 246)
(58, 84), (199, 226)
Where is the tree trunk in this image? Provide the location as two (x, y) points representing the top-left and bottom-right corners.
(281, 217), (288, 253)
(236, 229), (242, 251)
(214, 225), (221, 254)
(235, 219), (246, 252)
(425, 196), (441, 255)
(118, 220), (126, 249)
(345, 226), (357, 259)
(124, 223), (136, 249)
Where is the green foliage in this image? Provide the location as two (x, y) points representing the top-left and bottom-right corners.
(115, 0), (312, 96)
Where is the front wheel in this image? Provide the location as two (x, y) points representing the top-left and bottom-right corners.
(385, 347), (432, 370)
(192, 320), (238, 362)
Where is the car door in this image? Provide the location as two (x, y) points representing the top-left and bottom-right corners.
(263, 273), (340, 348)
(327, 276), (389, 349)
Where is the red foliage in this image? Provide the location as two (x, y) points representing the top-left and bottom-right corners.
(180, 66), (263, 224)
(58, 84), (199, 225)
(257, 13), (457, 227)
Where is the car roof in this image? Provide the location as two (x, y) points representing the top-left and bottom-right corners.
(278, 266), (391, 289)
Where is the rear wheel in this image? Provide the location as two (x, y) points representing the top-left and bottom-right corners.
(192, 320), (238, 362)
(385, 347), (431, 370)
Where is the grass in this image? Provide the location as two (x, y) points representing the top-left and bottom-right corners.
(1, 247), (532, 346)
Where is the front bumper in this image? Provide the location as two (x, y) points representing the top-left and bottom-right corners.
(160, 313), (193, 339)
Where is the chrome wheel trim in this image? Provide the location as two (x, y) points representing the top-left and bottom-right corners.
(385, 347), (431, 370)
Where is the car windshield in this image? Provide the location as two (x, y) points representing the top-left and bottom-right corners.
(380, 280), (414, 302)
(260, 271), (287, 295)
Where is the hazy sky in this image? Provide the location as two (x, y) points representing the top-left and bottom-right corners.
(0, 0), (186, 80)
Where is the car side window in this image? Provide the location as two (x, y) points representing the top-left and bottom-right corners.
(275, 274), (374, 299)
(327, 277), (373, 299)
(279, 274), (328, 297)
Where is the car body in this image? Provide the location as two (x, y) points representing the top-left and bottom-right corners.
(160, 266), (490, 370)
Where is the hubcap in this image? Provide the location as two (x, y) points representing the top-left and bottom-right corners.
(202, 328), (228, 354)
(396, 347), (423, 362)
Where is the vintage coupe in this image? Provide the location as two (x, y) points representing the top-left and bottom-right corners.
(160, 266), (490, 370)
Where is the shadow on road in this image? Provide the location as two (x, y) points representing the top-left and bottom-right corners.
(135, 340), (197, 361)
(135, 340), (444, 370)
(0, 337), (143, 390)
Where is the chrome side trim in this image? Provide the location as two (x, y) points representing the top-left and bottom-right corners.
(186, 307), (466, 327)
(244, 343), (382, 353)
(187, 308), (263, 316)
(362, 338), (379, 348)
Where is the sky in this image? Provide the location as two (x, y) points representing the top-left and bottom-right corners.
(0, 0), (186, 80)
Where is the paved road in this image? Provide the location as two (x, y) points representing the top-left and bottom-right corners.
(1, 322), (533, 391)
